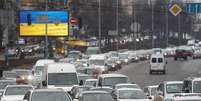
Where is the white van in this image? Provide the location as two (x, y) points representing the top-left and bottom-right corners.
(45, 63), (79, 92)
(32, 59), (55, 87)
(96, 74), (129, 88)
(88, 54), (107, 72)
(149, 54), (166, 74)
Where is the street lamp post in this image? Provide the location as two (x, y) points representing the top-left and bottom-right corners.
(116, 0), (119, 51)
(151, 0), (154, 48)
(166, 1), (169, 47)
(98, 0), (101, 53)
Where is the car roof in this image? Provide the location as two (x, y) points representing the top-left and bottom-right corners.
(85, 79), (97, 82)
(117, 88), (142, 91)
(115, 83), (137, 86)
(6, 85), (33, 88)
(32, 89), (65, 93)
(151, 53), (164, 57)
(164, 81), (183, 84)
(146, 85), (158, 88)
(82, 90), (109, 94)
(99, 73), (128, 78)
(90, 87), (113, 89)
(185, 77), (201, 81)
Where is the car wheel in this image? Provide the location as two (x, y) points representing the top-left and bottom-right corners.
(184, 57), (187, 60)
(149, 70), (152, 74)
(163, 70), (166, 74)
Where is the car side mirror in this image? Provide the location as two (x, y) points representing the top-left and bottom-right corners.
(185, 88), (190, 93)
(148, 96), (152, 99)
(79, 80), (83, 86)
(42, 81), (47, 86)
(98, 82), (102, 87)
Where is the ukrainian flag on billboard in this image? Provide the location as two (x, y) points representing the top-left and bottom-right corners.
(20, 10), (69, 36)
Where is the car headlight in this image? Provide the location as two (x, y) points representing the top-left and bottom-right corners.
(124, 59), (128, 63)
(28, 75), (33, 80)
(116, 61), (121, 64)
(28, 50), (32, 52)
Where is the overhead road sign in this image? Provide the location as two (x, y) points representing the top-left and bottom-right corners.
(185, 3), (201, 13)
(20, 10), (69, 36)
(169, 4), (182, 16)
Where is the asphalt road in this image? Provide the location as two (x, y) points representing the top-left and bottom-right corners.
(118, 58), (201, 88)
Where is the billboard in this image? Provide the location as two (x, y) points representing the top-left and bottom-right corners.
(20, 10), (69, 36)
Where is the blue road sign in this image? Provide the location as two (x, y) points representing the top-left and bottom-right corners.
(185, 3), (201, 13)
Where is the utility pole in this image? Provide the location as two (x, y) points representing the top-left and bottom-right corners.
(166, 0), (169, 47)
(178, 13), (181, 45)
(132, 0), (136, 50)
(116, 0), (119, 51)
(98, 0), (101, 53)
(151, 0), (154, 48)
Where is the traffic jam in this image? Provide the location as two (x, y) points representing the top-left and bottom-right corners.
(0, 39), (201, 101)
(2, 0), (201, 101)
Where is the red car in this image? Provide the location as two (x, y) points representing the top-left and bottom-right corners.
(174, 49), (193, 60)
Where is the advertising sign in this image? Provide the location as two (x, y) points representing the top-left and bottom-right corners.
(20, 10), (69, 36)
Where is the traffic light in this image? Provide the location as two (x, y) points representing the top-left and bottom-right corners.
(27, 14), (32, 26)
(78, 17), (82, 29)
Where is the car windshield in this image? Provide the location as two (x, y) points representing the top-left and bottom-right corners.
(90, 88), (113, 93)
(193, 81), (201, 93)
(0, 81), (16, 89)
(89, 60), (104, 66)
(85, 81), (96, 86)
(32, 92), (70, 101)
(119, 90), (147, 99)
(15, 70), (30, 76)
(83, 93), (114, 101)
(103, 77), (128, 87)
(166, 83), (183, 93)
(116, 85), (140, 89)
(67, 52), (80, 59)
(5, 86), (33, 95)
(119, 54), (128, 59)
(151, 87), (158, 96)
(48, 73), (78, 85)
(110, 53), (118, 57)
(35, 66), (44, 75)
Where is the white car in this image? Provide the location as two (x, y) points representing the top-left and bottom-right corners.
(1, 85), (33, 101)
(115, 83), (141, 90)
(23, 89), (72, 101)
(155, 81), (183, 101)
(114, 88), (149, 101)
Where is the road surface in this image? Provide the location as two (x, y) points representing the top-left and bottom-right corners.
(118, 58), (201, 88)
